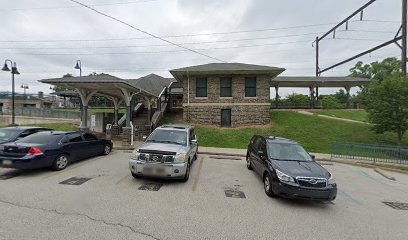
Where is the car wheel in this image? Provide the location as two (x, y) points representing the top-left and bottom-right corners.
(182, 161), (191, 182)
(264, 173), (277, 198)
(131, 172), (140, 179)
(52, 154), (69, 171)
(103, 144), (112, 155)
(246, 153), (253, 170)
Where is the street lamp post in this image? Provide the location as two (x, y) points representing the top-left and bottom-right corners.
(74, 60), (82, 77)
(21, 84), (29, 96)
(2, 59), (20, 126)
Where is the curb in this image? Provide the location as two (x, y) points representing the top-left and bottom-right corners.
(198, 151), (246, 157)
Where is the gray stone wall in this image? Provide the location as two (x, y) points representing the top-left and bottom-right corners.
(179, 74), (271, 127)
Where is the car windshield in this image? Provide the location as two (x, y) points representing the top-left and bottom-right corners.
(147, 129), (187, 145)
(0, 129), (20, 142)
(267, 142), (312, 161)
(16, 133), (63, 144)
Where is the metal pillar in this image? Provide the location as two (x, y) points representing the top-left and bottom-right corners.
(345, 87), (351, 108)
(315, 36), (319, 77)
(402, 0), (407, 75)
(309, 87), (315, 109)
(315, 87), (319, 106)
(11, 72), (15, 126)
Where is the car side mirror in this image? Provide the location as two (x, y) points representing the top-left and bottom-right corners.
(191, 139), (198, 144)
(142, 135), (147, 141)
(258, 150), (266, 159)
(310, 154), (316, 161)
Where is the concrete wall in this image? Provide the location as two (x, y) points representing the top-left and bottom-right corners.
(0, 115), (80, 125)
(179, 75), (271, 127)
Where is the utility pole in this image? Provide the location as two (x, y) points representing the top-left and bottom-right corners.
(402, 0), (407, 75)
(315, 36), (319, 77)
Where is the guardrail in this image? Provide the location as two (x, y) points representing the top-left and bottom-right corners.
(331, 143), (408, 165)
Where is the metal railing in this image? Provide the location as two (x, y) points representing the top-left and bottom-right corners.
(331, 143), (408, 165)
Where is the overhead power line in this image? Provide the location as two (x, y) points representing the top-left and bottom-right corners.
(69, 0), (225, 62)
(0, 0), (160, 12)
(0, 22), (373, 43)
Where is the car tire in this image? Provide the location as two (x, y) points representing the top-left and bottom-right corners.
(52, 154), (69, 171)
(102, 144), (112, 155)
(264, 173), (277, 198)
(131, 172), (140, 179)
(181, 161), (191, 182)
(246, 153), (253, 170)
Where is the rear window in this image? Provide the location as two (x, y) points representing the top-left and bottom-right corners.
(16, 133), (64, 144)
(0, 129), (20, 141)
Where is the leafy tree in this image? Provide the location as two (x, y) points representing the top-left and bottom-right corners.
(364, 76), (408, 145)
(334, 89), (348, 104)
(285, 93), (309, 106)
(321, 96), (345, 109)
(350, 57), (400, 81)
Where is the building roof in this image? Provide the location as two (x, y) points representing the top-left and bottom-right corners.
(39, 73), (174, 98)
(50, 90), (78, 97)
(127, 74), (173, 97)
(272, 76), (372, 88)
(170, 63), (285, 79)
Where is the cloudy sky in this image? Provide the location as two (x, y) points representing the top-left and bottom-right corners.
(0, 0), (402, 97)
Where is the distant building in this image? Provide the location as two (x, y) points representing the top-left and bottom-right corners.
(0, 91), (56, 112)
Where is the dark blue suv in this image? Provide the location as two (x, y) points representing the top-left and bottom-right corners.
(246, 135), (337, 201)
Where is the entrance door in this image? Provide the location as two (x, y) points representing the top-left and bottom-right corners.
(221, 109), (231, 127)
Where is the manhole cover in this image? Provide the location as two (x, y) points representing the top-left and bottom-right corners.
(383, 201), (408, 210)
(0, 171), (21, 180)
(59, 177), (92, 185)
(224, 190), (246, 199)
(138, 182), (163, 191)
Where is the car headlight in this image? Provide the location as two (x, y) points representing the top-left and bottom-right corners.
(131, 149), (140, 160)
(328, 173), (336, 185)
(175, 153), (187, 163)
(275, 169), (295, 183)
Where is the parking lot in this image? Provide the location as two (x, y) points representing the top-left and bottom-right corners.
(0, 149), (408, 240)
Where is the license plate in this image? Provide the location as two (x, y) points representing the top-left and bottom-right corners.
(156, 167), (165, 174)
(2, 160), (12, 166)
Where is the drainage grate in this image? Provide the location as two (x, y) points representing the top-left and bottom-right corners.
(59, 177), (92, 185)
(138, 182), (163, 191)
(383, 201), (408, 210)
(0, 171), (21, 180)
(224, 190), (246, 199)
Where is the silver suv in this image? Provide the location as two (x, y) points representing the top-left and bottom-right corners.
(129, 125), (198, 182)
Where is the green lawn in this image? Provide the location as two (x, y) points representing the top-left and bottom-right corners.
(314, 109), (368, 122)
(163, 111), (407, 154)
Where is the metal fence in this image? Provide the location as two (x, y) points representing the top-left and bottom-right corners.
(331, 143), (408, 165)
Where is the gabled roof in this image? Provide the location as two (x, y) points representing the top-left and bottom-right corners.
(127, 74), (173, 97)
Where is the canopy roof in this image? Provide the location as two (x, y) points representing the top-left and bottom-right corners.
(272, 76), (372, 88)
(39, 73), (173, 99)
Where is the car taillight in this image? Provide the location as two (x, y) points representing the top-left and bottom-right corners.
(27, 147), (43, 156)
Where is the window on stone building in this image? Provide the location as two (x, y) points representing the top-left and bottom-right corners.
(220, 77), (232, 97)
(196, 77), (207, 97)
(245, 77), (257, 97)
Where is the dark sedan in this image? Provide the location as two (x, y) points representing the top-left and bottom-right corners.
(0, 131), (112, 171)
(0, 126), (52, 144)
(246, 135), (337, 201)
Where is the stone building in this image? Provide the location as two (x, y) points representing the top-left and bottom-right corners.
(170, 63), (285, 127)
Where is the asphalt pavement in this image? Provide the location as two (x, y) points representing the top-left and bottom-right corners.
(0, 150), (407, 240)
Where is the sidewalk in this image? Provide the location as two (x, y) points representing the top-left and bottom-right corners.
(198, 147), (331, 160)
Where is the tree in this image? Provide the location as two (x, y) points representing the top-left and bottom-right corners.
(334, 89), (348, 104)
(364, 76), (408, 145)
(285, 93), (309, 106)
(350, 57), (400, 81)
(321, 96), (345, 109)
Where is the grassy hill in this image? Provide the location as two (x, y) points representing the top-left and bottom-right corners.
(163, 111), (407, 153)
